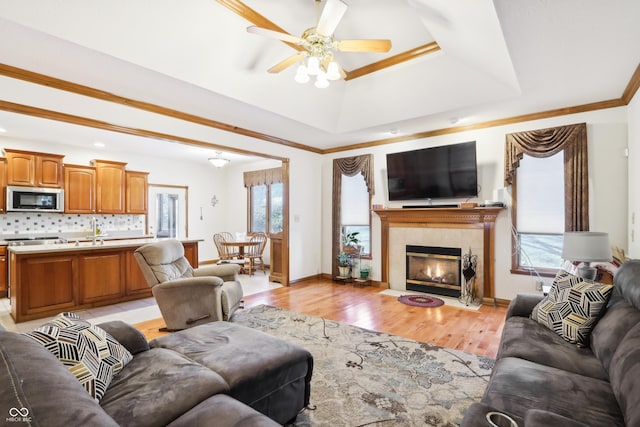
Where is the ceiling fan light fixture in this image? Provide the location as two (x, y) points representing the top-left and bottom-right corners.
(208, 152), (230, 168)
(307, 56), (320, 75)
(326, 61), (341, 80)
(295, 64), (310, 83)
(315, 72), (330, 89)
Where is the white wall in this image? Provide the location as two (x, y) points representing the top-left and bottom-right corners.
(628, 91), (640, 257)
(221, 151), (324, 280)
(322, 107), (629, 299)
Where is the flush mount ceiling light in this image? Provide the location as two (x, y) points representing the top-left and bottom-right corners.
(246, 0), (391, 89)
(208, 152), (230, 168)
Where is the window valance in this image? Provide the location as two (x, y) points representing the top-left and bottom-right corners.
(504, 122), (588, 231)
(333, 154), (374, 195)
(243, 167), (283, 187)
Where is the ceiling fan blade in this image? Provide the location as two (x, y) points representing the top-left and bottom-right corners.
(268, 53), (306, 73)
(336, 39), (392, 53)
(247, 26), (303, 45)
(316, 0), (348, 37)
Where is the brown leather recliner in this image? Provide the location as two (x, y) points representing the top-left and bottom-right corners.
(134, 239), (244, 330)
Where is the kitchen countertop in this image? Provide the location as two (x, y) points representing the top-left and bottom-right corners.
(6, 237), (202, 254)
(0, 233), (156, 246)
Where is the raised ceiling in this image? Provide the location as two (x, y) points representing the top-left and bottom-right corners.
(0, 0), (638, 160)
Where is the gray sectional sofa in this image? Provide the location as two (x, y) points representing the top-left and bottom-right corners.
(462, 260), (640, 427)
(1, 319), (313, 426)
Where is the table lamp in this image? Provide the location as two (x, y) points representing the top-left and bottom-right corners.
(561, 231), (612, 280)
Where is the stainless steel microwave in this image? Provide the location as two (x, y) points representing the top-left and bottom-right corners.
(6, 186), (64, 212)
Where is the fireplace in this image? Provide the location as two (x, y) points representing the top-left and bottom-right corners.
(406, 245), (462, 297)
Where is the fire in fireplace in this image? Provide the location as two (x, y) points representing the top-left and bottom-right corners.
(406, 245), (462, 297)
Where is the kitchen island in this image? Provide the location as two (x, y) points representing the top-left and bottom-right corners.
(8, 238), (201, 323)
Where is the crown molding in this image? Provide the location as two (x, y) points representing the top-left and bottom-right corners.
(345, 42), (440, 81)
(622, 62), (640, 105)
(0, 63), (321, 154)
(0, 62), (637, 156)
(322, 98), (627, 154)
(0, 99), (287, 161)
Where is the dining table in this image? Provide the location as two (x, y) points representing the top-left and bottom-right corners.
(221, 240), (260, 259)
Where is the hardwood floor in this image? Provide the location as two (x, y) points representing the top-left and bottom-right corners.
(136, 278), (507, 358)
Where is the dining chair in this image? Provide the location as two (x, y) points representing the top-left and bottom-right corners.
(219, 232), (240, 258)
(246, 232), (268, 276)
(214, 232), (246, 274)
(213, 233), (233, 260)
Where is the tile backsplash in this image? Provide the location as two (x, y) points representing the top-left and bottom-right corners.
(0, 212), (146, 236)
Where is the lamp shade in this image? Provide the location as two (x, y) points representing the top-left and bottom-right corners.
(562, 232), (612, 262)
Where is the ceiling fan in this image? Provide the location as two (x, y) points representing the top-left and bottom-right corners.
(247, 0), (392, 88)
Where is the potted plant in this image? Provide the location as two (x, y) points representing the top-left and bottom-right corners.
(337, 252), (351, 277)
(341, 231), (361, 256)
(359, 264), (371, 280)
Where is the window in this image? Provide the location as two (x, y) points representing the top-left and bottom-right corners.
(515, 153), (564, 270)
(156, 193), (179, 238)
(340, 173), (371, 255)
(269, 182), (283, 234)
(332, 155), (374, 272)
(506, 123), (589, 277)
(148, 184), (188, 239)
(246, 167), (283, 236)
(250, 185), (267, 233)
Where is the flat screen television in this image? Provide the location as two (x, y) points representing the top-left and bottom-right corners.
(386, 141), (478, 201)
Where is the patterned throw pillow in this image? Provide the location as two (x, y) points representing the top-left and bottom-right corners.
(22, 312), (133, 401)
(531, 271), (613, 346)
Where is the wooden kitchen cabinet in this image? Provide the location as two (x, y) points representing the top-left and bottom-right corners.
(126, 170), (149, 214)
(0, 158), (6, 213)
(4, 149), (64, 188)
(92, 159), (127, 213)
(0, 246), (7, 297)
(79, 251), (125, 304)
(9, 240), (201, 323)
(183, 241), (199, 268)
(11, 253), (78, 320)
(64, 164), (96, 213)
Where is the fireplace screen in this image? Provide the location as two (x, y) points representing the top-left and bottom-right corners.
(406, 245), (462, 297)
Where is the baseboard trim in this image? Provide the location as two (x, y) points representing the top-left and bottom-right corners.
(482, 297), (511, 307)
(290, 274), (324, 285)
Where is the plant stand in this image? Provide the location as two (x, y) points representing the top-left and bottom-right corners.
(353, 278), (371, 288)
(334, 275), (353, 285)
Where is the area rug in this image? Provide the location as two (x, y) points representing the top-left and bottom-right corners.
(230, 305), (493, 426)
(397, 294), (445, 308)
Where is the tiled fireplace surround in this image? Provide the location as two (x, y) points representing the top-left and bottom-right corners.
(375, 207), (503, 304)
(392, 228), (483, 297)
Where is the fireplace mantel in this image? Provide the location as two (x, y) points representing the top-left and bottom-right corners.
(374, 207), (504, 304)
